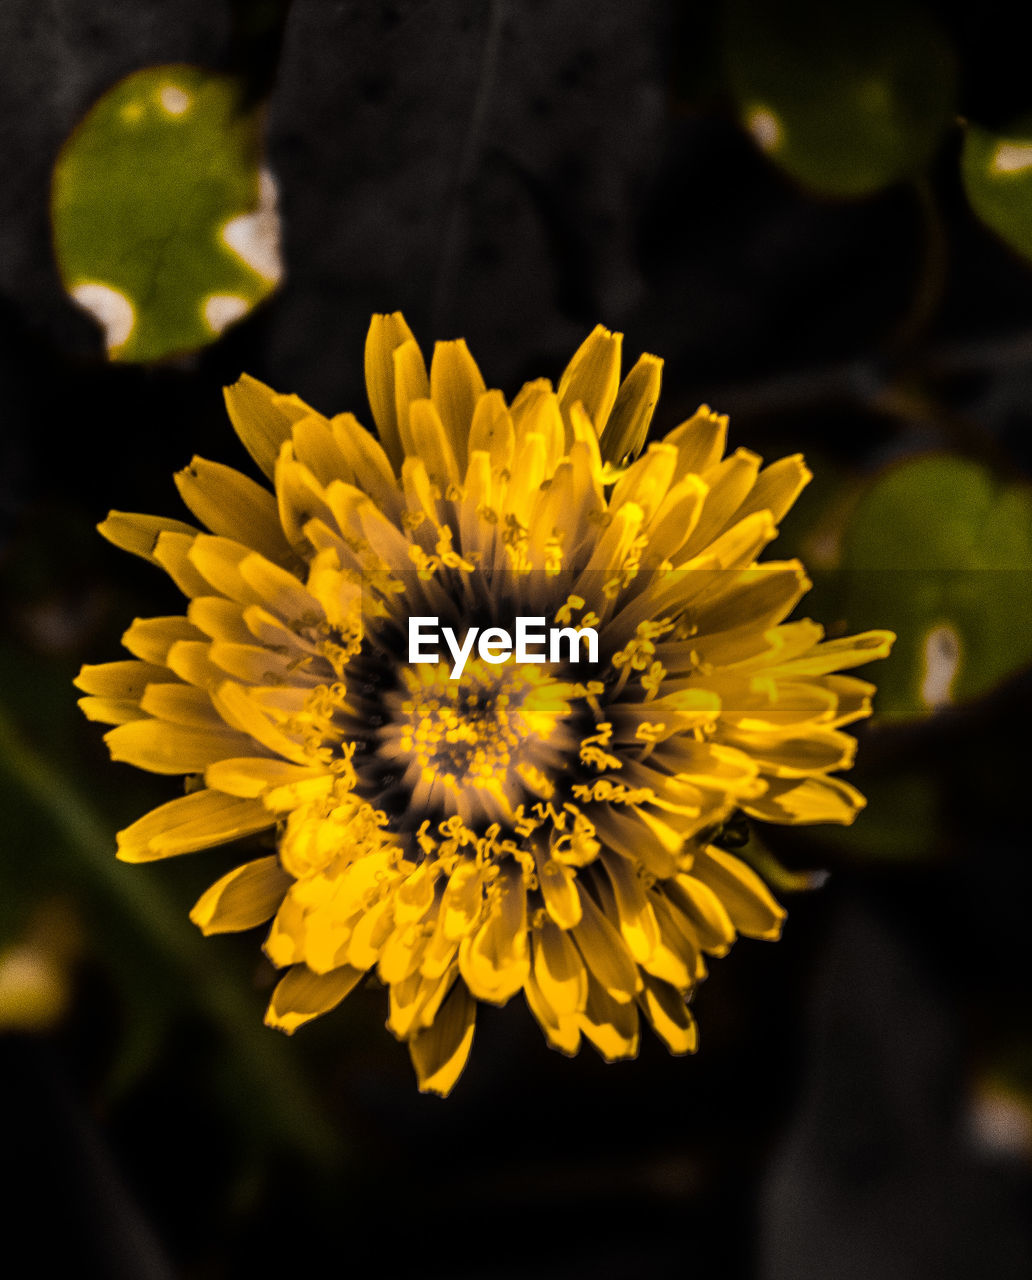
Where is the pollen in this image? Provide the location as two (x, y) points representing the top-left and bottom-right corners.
(378, 660), (577, 822)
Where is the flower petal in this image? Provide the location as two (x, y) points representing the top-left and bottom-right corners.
(75, 660), (173, 699)
(601, 352), (663, 463)
(430, 338), (486, 472)
(104, 718), (259, 775)
(409, 979), (476, 1096)
(637, 973), (697, 1055)
(97, 511), (198, 565)
(265, 963), (365, 1034)
(364, 312), (418, 469)
(116, 789), (274, 861)
(175, 456), (292, 565)
(223, 373), (309, 481)
(190, 855), (293, 935)
(691, 846), (786, 940)
(122, 615), (206, 664)
(557, 324), (623, 433)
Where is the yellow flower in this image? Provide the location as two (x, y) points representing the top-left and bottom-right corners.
(76, 314), (893, 1095)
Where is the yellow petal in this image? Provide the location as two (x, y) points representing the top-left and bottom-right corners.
(164, 639), (225, 690)
(692, 846), (785, 940)
(273, 449), (337, 553)
(468, 389), (515, 471)
(557, 324), (623, 434)
(104, 718), (257, 775)
(510, 382), (565, 468)
(667, 874), (736, 952)
(663, 405), (728, 475)
(681, 449), (763, 556)
(364, 312), (418, 468)
(601, 352), (663, 463)
(77, 696), (149, 725)
(153, 531), (212, 599)
(405, 398), (460, 489)
(577, 973), (640, 1061)
(609, 442), (677, 520)
(223, 373), (308, 481)
(174, 457), (292, 565)
(532, 916), (587, 1016)
(646, 474), (708, 563)
(601, 850), (661, 963)
(693, 561), (810, 636)
(97, 511), (198, 565)
(330, 412), (400, 501)
(265, 963), (365, 1034)
(430, 338), (486, 472)
(458, 864), (529, 1004)
(771, 630), (896, 677)
(122, 615), (205, 665)
(734, 453), (811, 526)
(210, 681), (311, 765)
(637, 973), (698, 1055)
(75, 660), (172, 699)
(743, 775), (866, 825)
(289, 414), (349, 487)
(572, 882), (641, 1003)
(534, 849), (582, 929)
(716, 725), (856, 778)
(139, 682), (222, 728)
(187, 597), (254, 644)
(190, 855), (292, 935)
(524, 969), (581, 1055)
(408, 979), (476, 1096)
(393, 338), (431, 461)
(116, 789), (274, 861)
(205, 755), (329, 800)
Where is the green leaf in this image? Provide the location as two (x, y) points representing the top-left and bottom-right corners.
(51, 64), (281, 362)
(838, 455), (1032, 720)
(961, 117), (1032, 264)
(723, 0), (956, 197)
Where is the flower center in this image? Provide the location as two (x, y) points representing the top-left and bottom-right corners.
(376, 658), (578, 823)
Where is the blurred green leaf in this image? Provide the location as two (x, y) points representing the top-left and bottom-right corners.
(838, 455), (1032, 720)
(0, 696), (336, 1168)
(723, 0), (956, 197)
(51, 64), (281, 362)
(961, 117), (1032, 264)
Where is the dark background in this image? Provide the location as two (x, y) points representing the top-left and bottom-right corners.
(1, 2), (1031, 1276)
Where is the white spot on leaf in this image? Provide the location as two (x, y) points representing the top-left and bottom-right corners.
(159, 85), (191, 117)
(968, 1088), (1032, 1159)
(221, 168), (283, 283)
(203, 294), (250, 334)
(70, 282), (135, 354)
(919, 623), (961, 710)
(746, 105), (783, 153)
(991, 141), (1032, 174)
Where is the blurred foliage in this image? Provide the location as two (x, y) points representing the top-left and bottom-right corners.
(962, 117), (1032, 264)
(0, 649), (338, 1172)
(722, 0), (956, 197)
(835, 455), (1032, 721)
(50, 64), (280, 362)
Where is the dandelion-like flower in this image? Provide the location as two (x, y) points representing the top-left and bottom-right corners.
(77, 315), (893, 1094)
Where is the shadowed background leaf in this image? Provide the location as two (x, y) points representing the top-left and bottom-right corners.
(723, 0), (957, 197)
